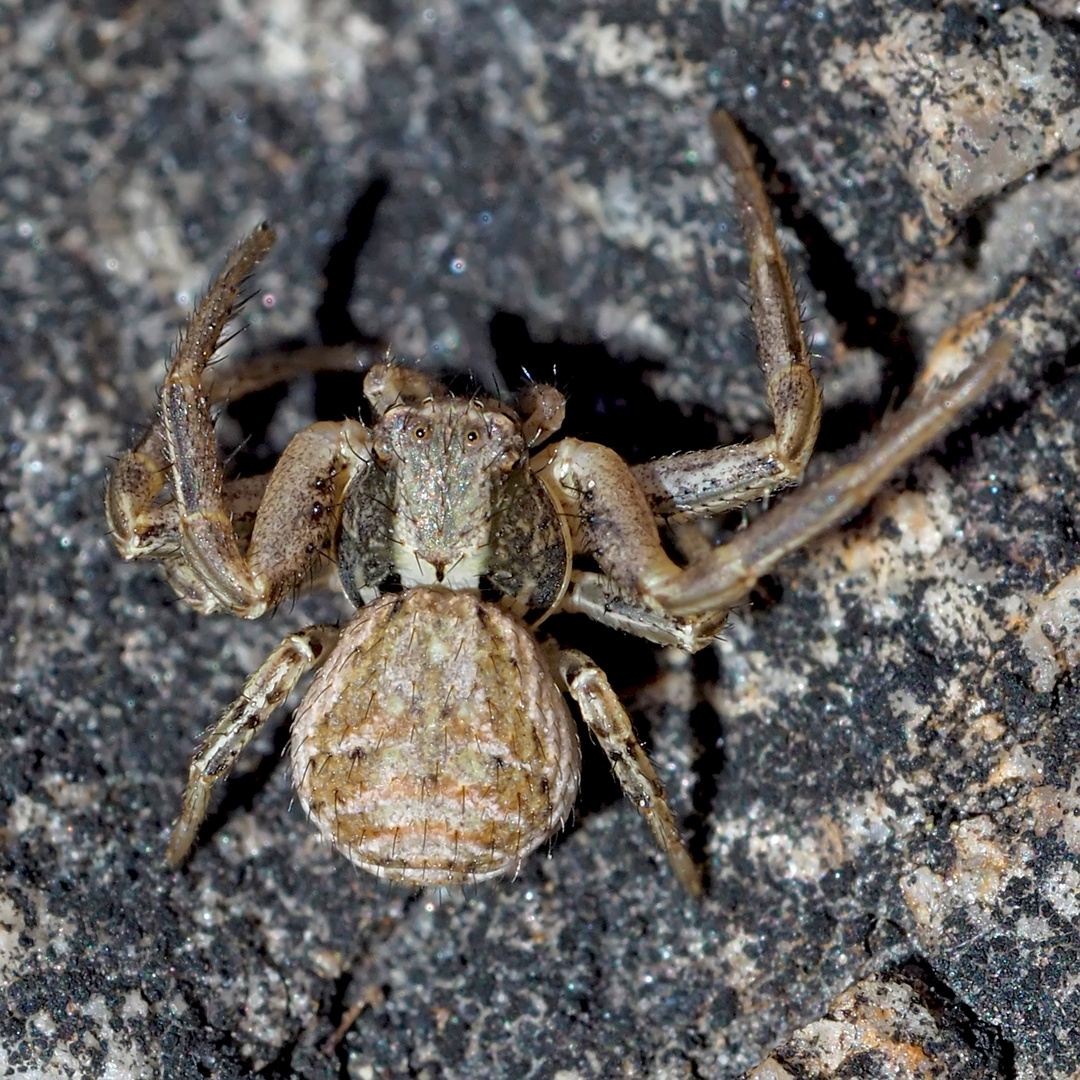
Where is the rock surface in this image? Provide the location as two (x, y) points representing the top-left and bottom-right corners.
(2, 2), (1079, 1078)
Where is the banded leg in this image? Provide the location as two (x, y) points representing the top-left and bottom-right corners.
(651, 334), (1011, 615)
(547, 331), (1009, 629)
(553, 646), (702, 896)
(109, 414), (367, 615)
(106, 225), (370, 616)
(165, 623), (340, 866)
(561, 570), (726, 652)
(632, 110), (822, 521)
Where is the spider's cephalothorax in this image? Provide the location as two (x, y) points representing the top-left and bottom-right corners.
(337, 373), (570, 622)
(105, 112), (1009, 893)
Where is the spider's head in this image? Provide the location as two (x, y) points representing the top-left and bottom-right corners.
(372, 393), (525, 590)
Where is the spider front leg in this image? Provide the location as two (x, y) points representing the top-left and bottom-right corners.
(540, 108), (1014, 638)
(632, 111), (822, 521)
(537, 437), (724, 651)
(109, 414), (367, 615)
(653, 332), (1012, 616)
(550, 646), (702, 896)
(106, 225), (369, 617)
(539, 111), (822, 650)
(165, 623), (340, 866)
(544, 327), (1010, 637)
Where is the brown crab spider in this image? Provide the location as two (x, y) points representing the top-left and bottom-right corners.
(105, 112), (1009, 895)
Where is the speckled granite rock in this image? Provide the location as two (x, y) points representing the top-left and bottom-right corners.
(740, 960), (1010, 1079)
(2, 2), (1079, 1078)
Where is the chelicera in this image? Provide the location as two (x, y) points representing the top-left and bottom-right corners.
(105, 113), (1008, 894)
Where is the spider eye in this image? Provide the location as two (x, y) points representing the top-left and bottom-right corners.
(413, 425), (427, 440)
(465, 429), (480, 443)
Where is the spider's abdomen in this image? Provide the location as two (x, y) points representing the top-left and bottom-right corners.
(289, 588), (581, 886)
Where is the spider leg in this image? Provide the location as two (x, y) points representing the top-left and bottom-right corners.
(560, 570), (726, 652)
(531, 431), (718, 647)
(530, 109), (822, 647)
(201, 344), (368, 406)
(544, 328), (1008, 636)
(551, 645), (702, 896)
(632, 111), (822, 521)
(653, 334), (1011, 616)
(241, 420), (368, 604)
(105, 225), (370, 617)
(109, 416), (367, 615)
(106, 426), (179, 561)
(540, 110), (1012, 639)
(106, 434), (270, 562)
(165, 623), (341, 867)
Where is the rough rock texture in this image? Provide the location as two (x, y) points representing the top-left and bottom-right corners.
(741, 960), (1011, 1079)
(2, 1), (1079, 1078)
